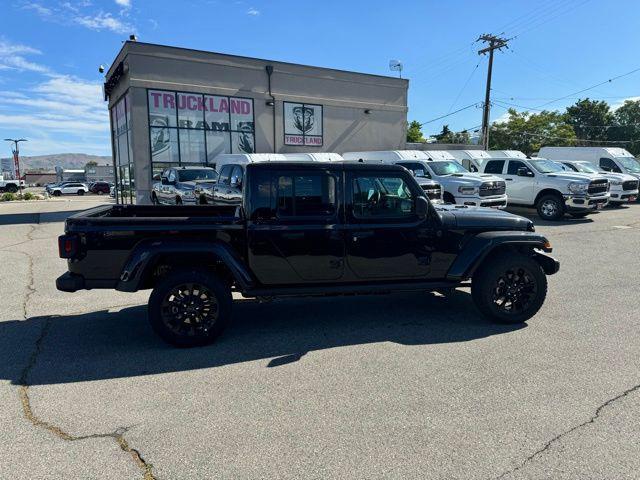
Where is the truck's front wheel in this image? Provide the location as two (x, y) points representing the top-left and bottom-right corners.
(536, 194), (564, 220)
(148, 269), (232, 347)
(471, 253), (547, 324)
(5, 184), (18, 193)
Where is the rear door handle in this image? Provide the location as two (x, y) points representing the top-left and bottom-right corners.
(352, 230), (375, 241)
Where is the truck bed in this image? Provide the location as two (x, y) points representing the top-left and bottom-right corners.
(65, 204), (241, 231)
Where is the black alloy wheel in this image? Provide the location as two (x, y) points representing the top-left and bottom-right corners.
(148, 269), (232, 347)
(472, 253), (547, 324)
(490, 267), (537, 315)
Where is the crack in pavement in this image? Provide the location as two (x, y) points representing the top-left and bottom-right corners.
(494, 382), (640, 479)
(9, 222), (158, 480)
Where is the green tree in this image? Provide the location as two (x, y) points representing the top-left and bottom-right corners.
(434, 124), (471, 144)
(566, 98), (614, 144)
(85, 160), (98, 168)
(611, 99), (640, 155)
(406, 120), (425, 143)
(489, 108), (576, 155)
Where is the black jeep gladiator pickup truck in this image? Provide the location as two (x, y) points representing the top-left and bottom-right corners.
(57, 162), (559, 347)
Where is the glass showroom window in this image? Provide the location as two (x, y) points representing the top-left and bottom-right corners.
(148, 90), (255, 172)
(111, 92), (133, 204)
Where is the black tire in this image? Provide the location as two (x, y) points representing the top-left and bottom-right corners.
(443, 192), (456, 205)
(536, 193), (564, 221)
(569, 212), (589, 218)
(151, 193), (158, 205)
(53, 190), (62, 197)
(471, 252), (547, 324)
(77, 190), (84, 196)
(148, 269), (232, 347)
(5, 184), (18, 193)
(175, 197), (182, 205)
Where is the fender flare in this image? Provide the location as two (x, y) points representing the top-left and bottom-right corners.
(116, 238), (254, 292)
(446, 231), (554, 281)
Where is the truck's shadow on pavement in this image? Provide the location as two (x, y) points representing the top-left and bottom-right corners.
(0, 291), (524, 385)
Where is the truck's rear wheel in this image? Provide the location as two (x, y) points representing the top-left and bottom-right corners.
(536, 194), (564, 221)
(471, 252), (547, 324)
(77, 190), (84, 196)
(148, 269), (232, 347)
(5, 184), (18, 193)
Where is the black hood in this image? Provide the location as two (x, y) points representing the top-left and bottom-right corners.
(435, 205), (534, 231)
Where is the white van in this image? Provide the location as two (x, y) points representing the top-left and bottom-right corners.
(488, 150), (528, 159)
(446, 150), (494, 172)
(343, 150), (507, 208)
(539, 147), (640, 183)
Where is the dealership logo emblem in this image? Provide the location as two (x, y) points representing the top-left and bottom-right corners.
(292, 105), (315, 134)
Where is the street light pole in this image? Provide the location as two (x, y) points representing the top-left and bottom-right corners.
(4, 138), (27, 194)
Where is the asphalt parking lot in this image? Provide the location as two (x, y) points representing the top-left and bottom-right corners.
(1, 198), (639, 479)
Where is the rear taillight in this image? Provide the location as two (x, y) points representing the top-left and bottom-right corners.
(58, 234), (79, 259)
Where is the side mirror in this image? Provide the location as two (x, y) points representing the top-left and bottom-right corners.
(416, 196), (429, 220)
(161, 176), (168, 185)
(153, 174), (161, 181)
(517, 167), (534, 177)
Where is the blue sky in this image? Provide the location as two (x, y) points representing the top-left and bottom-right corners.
(1, 0), (639, 156)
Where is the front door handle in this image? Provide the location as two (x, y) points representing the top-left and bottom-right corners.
(505, 178), (514, 181)
(281, 232), (305, 240)
(352, 230), (375, 241)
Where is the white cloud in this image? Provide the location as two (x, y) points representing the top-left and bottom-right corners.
(611, 96), (640, 111)
(74, 12), (133, 33)
(22, 2), (53, 17)
(21, 1), (136, 34)
(0, 39), (49, 73)
(0, 74), (109, 147)
(247, 7), (260, 16)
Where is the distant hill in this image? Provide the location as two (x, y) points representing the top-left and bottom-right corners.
(0, 153), (112, 172)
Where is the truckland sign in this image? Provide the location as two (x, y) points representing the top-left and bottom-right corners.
(148, 90), (255, 162)
(284, 102), (323, 146)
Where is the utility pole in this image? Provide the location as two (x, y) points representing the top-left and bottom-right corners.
(4, 138), (27, 194)
(478, 34), (509, 149)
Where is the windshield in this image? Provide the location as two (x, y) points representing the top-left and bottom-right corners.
(572, 162), (599, 174)
(429, 161), (468, 176)
(178, 169), (218, 182)
(618, 156), (640, 173)
(529, 159), (565, 174)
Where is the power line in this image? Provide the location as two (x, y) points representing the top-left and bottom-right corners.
(446, 58), (483, 114)
(419, 102), (482, 126)
(532, 66), (640, 109)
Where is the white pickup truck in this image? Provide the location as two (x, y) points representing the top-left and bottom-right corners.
(343, 150), (508, 208)
(556, 160), (638, 205)
(480, 156), (610, 220)
(0, 174), (25, 193)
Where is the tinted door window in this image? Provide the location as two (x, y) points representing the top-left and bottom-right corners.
(352, 175), (414, 218)
(484, 160), (505, 174)
(507, 160), (530, 175)
(276, 173), (336, 217)
(600, 158), (622, 173)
